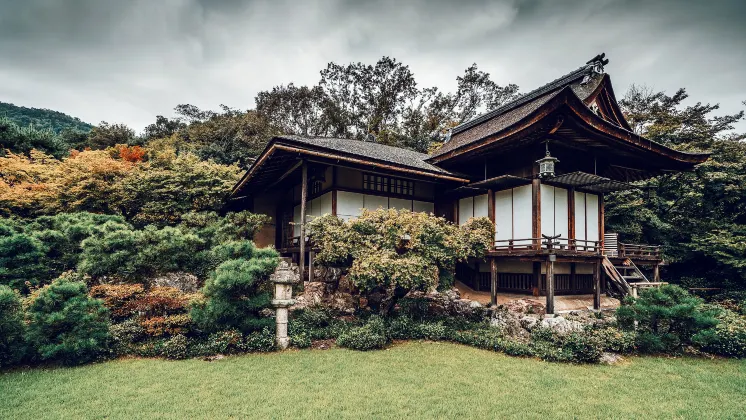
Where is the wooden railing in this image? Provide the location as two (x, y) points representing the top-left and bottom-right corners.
(493, 238), (601, 254)
(617, 243), (661, 259)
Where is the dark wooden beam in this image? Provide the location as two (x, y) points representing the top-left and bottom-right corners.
(593, 259), (601, 310)
(299, 161), (308, 283)
(532, 262), (541, 297)
(570, 262), (577, 293)
(545, 258), (555, 315)
(532, 177), (541, 249)
(490, 258), (497, 307)
(488, 189), (495, 224)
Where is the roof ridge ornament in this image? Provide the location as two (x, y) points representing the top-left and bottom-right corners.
(581, 53), (609, 84)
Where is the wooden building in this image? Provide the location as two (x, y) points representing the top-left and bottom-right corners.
(229, 54), (709, 313)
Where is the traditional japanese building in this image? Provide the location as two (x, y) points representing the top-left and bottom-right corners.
(229, 54), (709, 313)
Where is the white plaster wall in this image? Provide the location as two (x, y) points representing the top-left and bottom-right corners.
(513, 184), (532, 245)
(494, 189), (513, 241)
(337, 191), (364, 221)
(576, 263), (595, 274)
(389, 197), (411, 211)
(473, 194), (489, 218)
(496, 261), (533, 274)
(586, 193), (600, 242)
(574, 191), (586, 241)
(458, 196), (474, 225)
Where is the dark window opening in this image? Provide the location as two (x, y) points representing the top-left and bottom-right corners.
(363, 173), (414, 197)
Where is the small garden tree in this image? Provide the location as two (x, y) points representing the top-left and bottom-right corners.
(617, 285), (719, 353)
(0, 285), (26, 368)
(25, 274), (111, 365)
(307, 209), (494, 315)
(191, 241), (279, 333)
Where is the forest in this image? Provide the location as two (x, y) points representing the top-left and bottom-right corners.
(1, 56), (745, 293)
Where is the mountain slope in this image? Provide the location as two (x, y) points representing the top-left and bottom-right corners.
(0, 101), (93, 133)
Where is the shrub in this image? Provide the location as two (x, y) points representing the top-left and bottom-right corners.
(140, 314), (192, 337)
(590, 326), (637, 354)
(387, 317), (448, 341)
(162, 334), (190, 360)
(693, 308), (746, 358)
(561, 331), (604, 363)
(110, 319), (146, 355)
(89, 283), (145, 319)
(291, 332), (312, 349)
(0, 228), (49, 292)
(191, 241), (278, 334)
(617, 285), (719, 353)
(0, 285), (26, 367)
(242, 327), (276, 352)
(337, 316), (389, 351)
(25, 275), (112, 365)
(122, 287), (194, 318)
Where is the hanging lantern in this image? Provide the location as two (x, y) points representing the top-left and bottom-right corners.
(536, 141), (559, 179)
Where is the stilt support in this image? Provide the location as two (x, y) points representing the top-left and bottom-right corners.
(490, 259), (497, 307)
(545, 258), (554, 315)
(593, 259), (601, 310)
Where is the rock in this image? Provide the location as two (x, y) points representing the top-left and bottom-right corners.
(504, 298), (545, 315)
(520, 315), (539, 331)
(290, 281), (328, 310)
(490, 307), (523, 336)
(469, 300), (483, 309)
(151, 272), (200, 292)
(443, 288), (461, 301)
(337, 275), (356, 294)
(328, 292), (357, 314)
(599, 352), (624, 365)
(540, 316), (584, 335)
(203, 354), (226, 362)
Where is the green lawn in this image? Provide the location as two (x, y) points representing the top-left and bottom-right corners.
(1, 342), (745, 419)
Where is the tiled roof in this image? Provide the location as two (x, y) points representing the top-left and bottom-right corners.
(431, 64), (605, 158)
(274, 135), (453, 175)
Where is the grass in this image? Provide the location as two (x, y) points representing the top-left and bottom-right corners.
(2, 342), (745, 419)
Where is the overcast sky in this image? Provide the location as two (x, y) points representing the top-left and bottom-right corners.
(0, 0), (744, 132)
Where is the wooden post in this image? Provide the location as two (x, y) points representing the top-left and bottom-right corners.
(532, 261), (541, 296)
(653, 263), (661, 282)
(488, 188), (496, 251)
(490, 258), (497, 307)
(593, 259), (601, 310)
(331, 190), (338, 216)
(299, 161), (308, 283)
(545, 258), (554, 315)
(532, 177), (541, 250)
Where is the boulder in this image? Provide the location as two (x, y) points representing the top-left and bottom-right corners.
(504, 298), (545, 315)
(540, 316), (584, 335)
(519, 315), (540, 331)
(151, 272), (200, 292)
(599, 352), (624, 365)
(490, 307), (523, 336)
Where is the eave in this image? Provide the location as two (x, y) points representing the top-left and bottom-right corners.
(230, 138), (470, 198)
(427, 86), (710, 168)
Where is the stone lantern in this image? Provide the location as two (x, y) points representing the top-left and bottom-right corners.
(270, 258), (299, 349)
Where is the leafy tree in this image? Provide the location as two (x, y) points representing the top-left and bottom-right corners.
(606, 86), (745, 289)
(191, 241), (278, 333)
(25, 274), (111, 365)
(117, 151), (241, 226)
(88, 121), (136, 149)
(0, 285), (27, 367)
(307, 209), (494, 314)
(143, 115), (186, 141)
(256, 57), (519, 153)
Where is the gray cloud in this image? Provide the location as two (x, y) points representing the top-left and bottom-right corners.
(0, 0), (744, 132)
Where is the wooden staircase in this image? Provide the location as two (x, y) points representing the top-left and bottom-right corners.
(601, 257), (651, 298)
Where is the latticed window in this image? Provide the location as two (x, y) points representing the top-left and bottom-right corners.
(363, 173), (414, 197)
(310, 180), (323, 195)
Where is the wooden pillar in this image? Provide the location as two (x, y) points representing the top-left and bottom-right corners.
(490, 258), (497, 307)
(593, 259), (601, 310)
(545, 258), (554, 315)
(532, 261), (541, 296)
(568, 187), (575, 249)
(532, 177), (541, 249)
(453, 200), (459, 225)
(299, 161), (308, 283)
(331, 190), (338, 216)
(653, 263), (661, 282)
